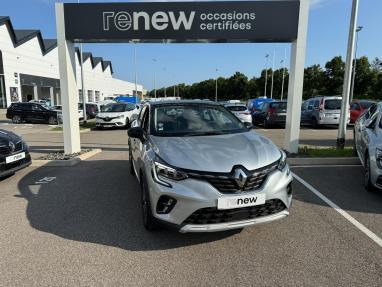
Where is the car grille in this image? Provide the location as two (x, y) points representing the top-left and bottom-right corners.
(183, 199), (287, 225)
(0, 141), (23, 156)
(0, 154), (31, 172)
(186, 161), (279, 194)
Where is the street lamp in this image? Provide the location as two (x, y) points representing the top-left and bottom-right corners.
(264, 54), (269, 98)
(152, 58), (157, 98)
(280, 48), (287, 100)
(270, 49), (275, 99)
(162, 68), (167, 98)
(134, 44), (138, 103)
(215, 68), (218, 102)
(78, 0), (87, 123)
(349, 26), (363, 103)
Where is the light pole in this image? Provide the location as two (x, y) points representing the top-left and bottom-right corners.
(264, 54), (269, 98)
(280, 48), (287, 100)
(337, 0), (359, 149)
(134, 45), (138, 103)
(163, 68), (167, 98)
(152, 58), (157, 98)
(270, 49), (275, 99)
(78, 0), (87, 123)
(215, 68), (218, 102)
(349, 26), (363, 103)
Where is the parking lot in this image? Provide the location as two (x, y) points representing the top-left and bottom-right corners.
(0, 118), (381, 286)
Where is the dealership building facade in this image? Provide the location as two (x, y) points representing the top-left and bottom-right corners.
(0, 16), (144, 109)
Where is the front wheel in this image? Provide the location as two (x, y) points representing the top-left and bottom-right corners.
(141, 175), (158, 231)
(364, 155), (375, 192)
(125, 117), (130, 129)
(263, 119), (269, 128)
(311, 118), (318, 129)
(129, 143), (134, 175)
(48, 116), (58, 125)
(12, 115), (21, 124)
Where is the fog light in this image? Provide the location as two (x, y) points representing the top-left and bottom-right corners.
(287, 183), (293, 196)
(156, 195), (177, 214)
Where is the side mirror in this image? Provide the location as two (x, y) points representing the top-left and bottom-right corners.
(128, 127), (145, 141)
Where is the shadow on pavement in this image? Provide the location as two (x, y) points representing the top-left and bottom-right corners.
(17, 160), (239, 251)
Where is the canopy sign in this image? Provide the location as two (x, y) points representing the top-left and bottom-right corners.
(63, 1), (300, 43)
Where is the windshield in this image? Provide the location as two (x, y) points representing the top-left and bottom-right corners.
(226, 105), (247, 112)
(101, 103), (126, 113)
(270, 102), (287, 111)
(152, 105), (248, 137)
(324, 99), (342, 110)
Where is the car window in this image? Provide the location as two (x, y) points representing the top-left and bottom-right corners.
(314, 100), (320, 108)
(324, 99), (341, 110)
(102, 103), (126, 112)
(138, 106), (147, 124)
(350, 103), (360, 110)
(365, 104), (378, 120)
(270, 102), (287, 112)
(152, 105), (247, 137)
(32, 104), (43, 111)
(301, 102), (308, 111)
(125, 103), (136, 111)
(141, 107), (149, 132)
(261, 103), (269, 112)
(360, 101), (374, 109)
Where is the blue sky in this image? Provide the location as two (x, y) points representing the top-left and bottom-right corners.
(1, 0), (381, 91)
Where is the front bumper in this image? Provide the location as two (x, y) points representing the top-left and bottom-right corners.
(237, 115), (252, 123)
(96, 118), (126, 127)
(180, 210), (289, 233)
(146, 163), (293, 232)
(0, 152), (32, 178)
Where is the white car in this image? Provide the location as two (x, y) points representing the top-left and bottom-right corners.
(96, 102), (139, 129)
(224, 104), (252, 124)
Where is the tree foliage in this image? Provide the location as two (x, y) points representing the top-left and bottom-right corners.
(148, 56), (382, 101)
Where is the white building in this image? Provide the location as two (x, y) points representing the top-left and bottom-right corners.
(0, 16), (144, 109)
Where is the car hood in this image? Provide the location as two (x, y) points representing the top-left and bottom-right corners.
(0, 129), (22, 145)
(150, 132), (281, 172)
(98, 112), (126, 118)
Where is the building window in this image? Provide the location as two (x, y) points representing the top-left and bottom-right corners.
(78, 89), (83, 103)
(87, 90), (93, 102)
(95, 91), (100, 102)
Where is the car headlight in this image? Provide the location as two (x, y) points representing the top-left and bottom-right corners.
(278, 150), (287, 171)
(116, 115), (125, 119)
(152, 158), (188, 187)
(376, 148), (382, 169)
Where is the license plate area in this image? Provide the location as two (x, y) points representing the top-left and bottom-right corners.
(217, 193), (266, 210)
(6, 152), (26, 164)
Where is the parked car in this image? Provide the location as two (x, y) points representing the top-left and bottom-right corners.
(96, 102), (139, 129)
(78, 102), (99, 119)
(247, 98), (274, 114)
(29, 99), (51, 106)
(252, 100), (287, 128)
(354, 102), (382, 191)
(0, 129), (31, 178)
(301, 96), (349, 128)
(128, 100), (292, 232)
(53, 105), (83, 121)
(350, 100), (375, 124)
(6, 102), (59, 125)
(224, 103), (252, 124)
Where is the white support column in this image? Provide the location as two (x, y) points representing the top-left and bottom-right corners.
(55, 3), (81, 154)
(33, 85), (38, 100)
(49, 87), (54, 106)
(284, 0), (310, 153)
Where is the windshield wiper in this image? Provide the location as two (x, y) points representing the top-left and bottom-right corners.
(186, 131), (226, 136)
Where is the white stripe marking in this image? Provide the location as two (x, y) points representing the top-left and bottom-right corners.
(260, 129), (268, 132)
(291, 165), (362, 168)
(292, 172), (382, 248)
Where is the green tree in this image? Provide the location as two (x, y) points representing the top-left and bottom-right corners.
(324, 56), (345, 95)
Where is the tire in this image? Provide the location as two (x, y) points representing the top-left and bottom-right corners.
(125, 117), (130, 129)
(263, 119), (269, 128)
(364, 154), (375, 192)
(12, 115), (21, 124)
(48, 116), (58, 125)
(129, 143), (135, 175)
(141, 175), (158, 231)
(311, 117), (318, 129)
(353, 129), (358, 156)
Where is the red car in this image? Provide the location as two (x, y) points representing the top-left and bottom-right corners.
(350, 100), (375, 123)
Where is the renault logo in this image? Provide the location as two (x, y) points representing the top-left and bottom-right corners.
(233, 168), (247, 189)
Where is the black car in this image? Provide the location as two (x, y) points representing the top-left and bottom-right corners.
(6, 102), (59, 125)
(252, 100), (288, 128)
(0, 129), (31, 178)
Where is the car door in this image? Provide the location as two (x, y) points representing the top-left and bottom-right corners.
(360, 106), (380, 162)
(31, 104), (45, 122)
(136, 106), (150, 172)
(350, 102), (361, 123)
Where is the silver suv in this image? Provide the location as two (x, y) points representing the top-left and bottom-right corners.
(354, 102), (382, 191)
(128, 101), (293, 232)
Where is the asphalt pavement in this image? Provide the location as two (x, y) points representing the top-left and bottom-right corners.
(0, 149), (381, 286)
